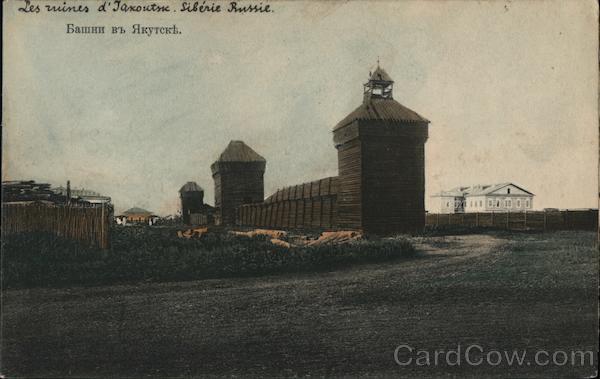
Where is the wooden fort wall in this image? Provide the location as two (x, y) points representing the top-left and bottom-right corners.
(360, 124), (427, 234)
(333, 120), (429, 234)
(236, 177), (338, 230)
(335, 138), (362, 230)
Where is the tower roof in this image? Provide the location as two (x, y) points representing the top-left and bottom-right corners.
(216, 140), (266, 162)
(179, 181), (203, 193)
(370, 66), (393, 82)
(334, 98), (429, 131)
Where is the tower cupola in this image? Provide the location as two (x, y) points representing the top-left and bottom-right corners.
(363, 65), (394, 101)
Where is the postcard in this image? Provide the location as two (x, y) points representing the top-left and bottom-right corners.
(2, 0), (598, 377)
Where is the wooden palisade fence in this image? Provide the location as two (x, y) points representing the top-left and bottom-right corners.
(2, 202), (113, 248)
(425, 210), (598, 232)
(237, 177), (338, 230)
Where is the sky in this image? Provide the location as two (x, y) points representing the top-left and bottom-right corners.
(3, 0), (598, 215)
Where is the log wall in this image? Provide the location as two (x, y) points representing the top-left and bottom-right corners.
(236, 177), (338, 230)
(212, 161), (265, 226)
(361, 134), (426, 233)
(180, 191), (204, 225)
(333, 120), (429, 234)
(335, 138), (362, 230)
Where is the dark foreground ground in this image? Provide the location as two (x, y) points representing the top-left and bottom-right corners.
(2, 231), (598, 377)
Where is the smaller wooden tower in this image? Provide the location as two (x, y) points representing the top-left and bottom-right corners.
(211, 141), (266, 225)
(179, 181), (204, 224)
(333, 65), (430, 234)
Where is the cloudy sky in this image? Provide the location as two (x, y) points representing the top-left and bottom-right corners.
(3, 0), (598, 214)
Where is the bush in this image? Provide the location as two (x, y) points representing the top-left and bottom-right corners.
(2, 227), (416, 289)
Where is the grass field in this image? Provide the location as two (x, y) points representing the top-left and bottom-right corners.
(2, 231), (597, 377)
(2, 227), (415, 288)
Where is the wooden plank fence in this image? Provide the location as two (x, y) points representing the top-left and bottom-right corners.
(425, 210), (598, 232)
(2, 202), (112, 248)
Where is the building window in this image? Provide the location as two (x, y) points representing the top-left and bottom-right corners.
(517, 199), (521, 208)
(470, 201), (472, 207)
(496, 200), (500, 207)
(479, 200), (483, 207)
(507, 188), (511, 194)
(488, 199), (493, 207)
(507, 199), (512, 207)
(447, 201), (450, 207)
(525, 199), (530, 208)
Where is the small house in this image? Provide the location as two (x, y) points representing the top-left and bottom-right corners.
(118, 207), (159, 225)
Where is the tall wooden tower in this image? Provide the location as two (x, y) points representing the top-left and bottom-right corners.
(179, 181), (204, 225)
(333, 65), (429, 234)
(211, 141), (266, 225)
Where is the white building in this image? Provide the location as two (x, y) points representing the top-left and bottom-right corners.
(431, 183), (534, 213)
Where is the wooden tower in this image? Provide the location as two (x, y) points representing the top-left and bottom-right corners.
(211, 141), (266, 225)
(179, 181), (204, 224)
(333, 65), (429, 234)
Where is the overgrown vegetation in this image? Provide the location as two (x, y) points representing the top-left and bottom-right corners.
(2, 227), (416, 288)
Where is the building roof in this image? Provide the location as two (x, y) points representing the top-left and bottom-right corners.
(334, 98), (429, 131)
(432, 186), (471, 197)
(123, 207), (153, 215)
(432, 183), (534, 197)
(465, 183), (534, 196)
(370, 66), (393, 82)
(216, 140), (266, 162)
(179, 181), (203, 193)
